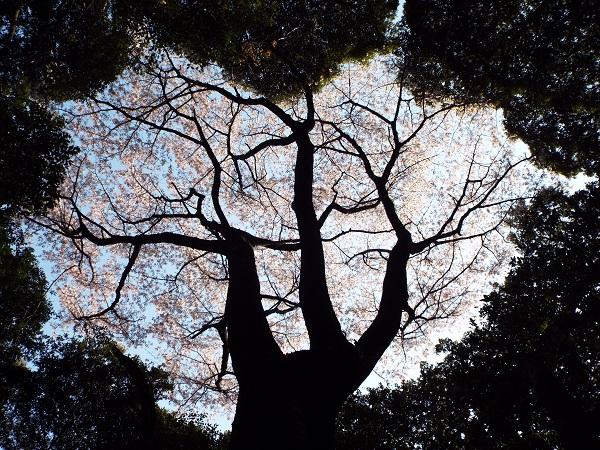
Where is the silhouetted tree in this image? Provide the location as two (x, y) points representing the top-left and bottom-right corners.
(41, 40), (528, 450)
(399, 0), (599, 175)
(0, 95), (77, 218)
(4, 3), (544, 448)
(1, 337), (226, 449)
(0, 0), (133, 101)
(337, 184), (600, 449)
(132, 0), (398, 99)
(0, 221), (50, 402)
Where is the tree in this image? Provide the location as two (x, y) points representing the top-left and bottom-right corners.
(336, 183), (600, 449)
(2, 0), (398, 219)
(0, 0), (137, 221)
(0, 221), (51, 404)
(0, 0), (133, 101)
(398, 0), (599, 176)
(36, 45), (532, 448)
(1, 337), (227, 449)
(132, 0), (398, 99)
(0, 94), (77, 218)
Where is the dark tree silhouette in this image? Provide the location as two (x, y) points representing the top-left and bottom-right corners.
(1, 337), (227, 450)
(0, 95), (77, 218)
(2, 3), (401, 447)
(41, 55), (526, 448)
(5, 2), (538, 448)
(336, 184), (600, 449)
(0, 222), (50, 392)
(132, 0), (398, 99)
(399, 0), (599, 176)
(0, 0), (133, 101)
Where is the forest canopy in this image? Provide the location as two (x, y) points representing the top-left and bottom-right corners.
(1, 1), (597, 448)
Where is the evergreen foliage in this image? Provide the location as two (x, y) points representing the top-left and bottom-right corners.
(399, 0), (599, 175)
(1, 338), (226, 449)
(0, 94), (77, 218)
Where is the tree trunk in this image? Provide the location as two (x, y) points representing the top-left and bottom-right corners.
(229, 349), (360, 450)
(230, 386), (338, 450)
(225, 109), (413, 449)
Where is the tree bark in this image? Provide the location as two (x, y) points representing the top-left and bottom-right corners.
(227, 238), (411, 449)
(226, 94), (415, 449)
(229, 348), (361, 450)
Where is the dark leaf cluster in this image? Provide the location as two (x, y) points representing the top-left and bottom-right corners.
(1, 337), (227, 449)
(134, 0), (398, 99)
(0, 221), (50, 370)
(0, 94), (77, 218)
(399, 0), (599, 175)
(0, 0), (133, 101)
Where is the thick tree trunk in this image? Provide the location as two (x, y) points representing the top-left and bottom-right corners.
(225, 103), (414, 449)
(230, 384), (338, 449)
(225, 238), (412, 449)
(229, 349), (361, 450)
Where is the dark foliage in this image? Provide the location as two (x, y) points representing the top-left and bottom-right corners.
(155, 409), (229, 450)
(337, 184), (600, 449)
(1, 337), (226, 450)
(399, 0), (599, 175)
(218, 0), (398, 99)
(0, 0), (133, 220)
(0, 221), (50, 387)
(2, 0), (398, 101)
(135, 0), (398, 99)
(0, 94), (77, 218)
(0, 0), (132, 100)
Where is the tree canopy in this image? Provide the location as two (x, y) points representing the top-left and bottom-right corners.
(0, 0), (132, 101)
(0, 222), (50, 375)
(0, 95), (77, 218)
(38, 46), (531, 446)
(1, 0), (398, 101)
(134, 0), (399, 98)
(1, 336), (228, 450)
(399, 0), (599, 175)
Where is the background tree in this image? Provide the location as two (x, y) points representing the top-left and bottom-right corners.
(398, 0), (599, 176)
(1, 0), (137, 223)
(1, 337), (227, 450)
(0, 0), (133, 101)
(0, 221), (50, 398)
(0, 95), (77, 218)
(336, 183), (600, 449)
(132, 0), (398, 99)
